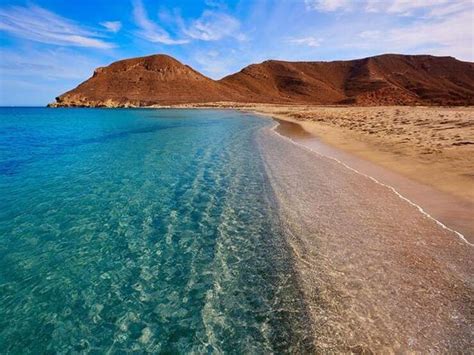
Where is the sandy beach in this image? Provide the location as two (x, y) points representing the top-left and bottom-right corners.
(253, 106), (474, 351)
(257, 127), (473, 351)
(251, 105), (474, 201)
(183, 104), (474, 201)
(156, 104), (473, 351)
(173, 103), (474, 241)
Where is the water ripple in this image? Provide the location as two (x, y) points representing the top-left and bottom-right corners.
(0, 108), (313, 353)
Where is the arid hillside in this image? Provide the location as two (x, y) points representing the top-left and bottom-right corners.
(50, 54), (474, 107)
(51, 54), (239, 107)
(220, 54), (474, 105)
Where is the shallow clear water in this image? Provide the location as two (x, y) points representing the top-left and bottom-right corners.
(0, 108), (312, 353)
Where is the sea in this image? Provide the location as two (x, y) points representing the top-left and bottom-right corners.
(0, 108), (313, 353)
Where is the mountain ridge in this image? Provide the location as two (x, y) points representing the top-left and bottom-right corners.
(49, 53), (474, 107)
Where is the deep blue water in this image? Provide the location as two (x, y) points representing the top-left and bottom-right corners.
(0, 108), (312, 353)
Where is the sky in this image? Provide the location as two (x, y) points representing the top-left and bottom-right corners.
(0, 0), (473, 106)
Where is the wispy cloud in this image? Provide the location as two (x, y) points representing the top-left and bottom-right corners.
(385, 0), (453, 14)
(304, 0), (351, 12)
(307, 0), (471, 16)
(0, 5), (114, 48)
(364, 0), (455, 14)
(192, 49), (231, 77)
(358, 30), (381, 40)
(303, 0), (473, 61)
(424, 0), (472, 17)
(0, 48), (106, 80)
(183, 11), (244, 41)
(101, 21), (122, 33)
(347, 7), (473, 60)
(132, 0), (188, 45)
(385, 10), (473, 59)
(0, 46), (109, 105)
(287, 36), (321, 47)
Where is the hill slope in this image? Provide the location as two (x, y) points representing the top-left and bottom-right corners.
(220, 54), (474, 105)
(51, 54), (238, 107)
(50, 54), (474, 107)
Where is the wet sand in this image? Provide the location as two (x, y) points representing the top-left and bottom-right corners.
(258, 125), (473, 352)
(274, 119), (474, 243)
(248, 105), (474, 203)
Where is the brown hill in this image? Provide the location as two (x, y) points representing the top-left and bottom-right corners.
(49, 54), (474, 107)
(51, 54), (237, 107)
(220, 54), (474, 105)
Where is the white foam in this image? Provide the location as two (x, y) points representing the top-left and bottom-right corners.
(268, 122), (473, 247)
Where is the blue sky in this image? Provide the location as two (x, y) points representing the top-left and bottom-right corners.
(0, 0), (473, 106)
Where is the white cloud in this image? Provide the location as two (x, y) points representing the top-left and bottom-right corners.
(366, 0), (469, 15)
(287, 36), (321, 47)
(425, 0), (472, 17)
(132, 2), (244, 44)
(386, 0), (451, 14)
(386, 10), (473, 60)
(358, 30), (381, 40)
(304, 0), (351, 12)
(0, 5), (114, 48)
(101, 21), (122, 33)
(307, 0), (471, 16)
(183, 11), (244, 41)
(0, 48), (105, 80)
(0, 48), (107, 106)
(299, 0), (473, 61)
(366, 0), (471, 16)
(190, 48), (248, 79)
(348, 8), (473, 61)
(132, 0), (188, 45)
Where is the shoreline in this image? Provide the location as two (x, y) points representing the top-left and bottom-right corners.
(244, 105), (474, 202)
(206, 103), (474, 242)
(259, 124), (473, 353)
(269, 119), (473, 246)
(158, 103), (474, 243)
(48, 103), (474, 241)
(269, 117), (474, 244)
(257, 124), (473, 351)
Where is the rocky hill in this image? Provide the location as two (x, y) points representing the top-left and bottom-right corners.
(49, 54), (474, 107)
(50, 55), (238, 107)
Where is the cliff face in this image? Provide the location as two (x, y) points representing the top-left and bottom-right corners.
(49, 54), (474, 107)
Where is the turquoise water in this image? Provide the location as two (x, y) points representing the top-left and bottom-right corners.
(0, 108), (312, 353)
